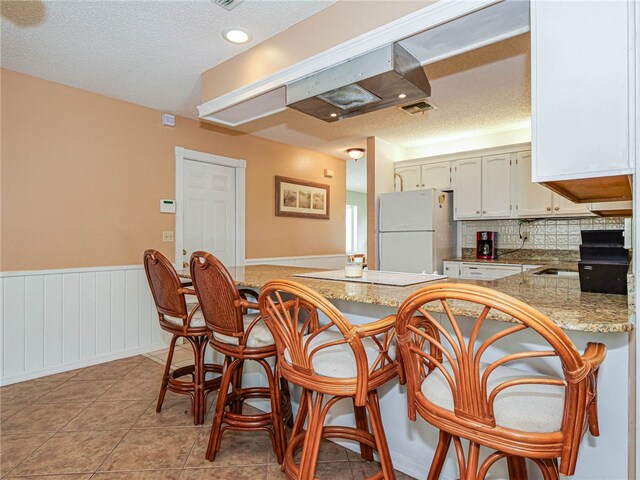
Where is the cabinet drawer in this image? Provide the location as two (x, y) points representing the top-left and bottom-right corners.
(461, 264), (522, 280)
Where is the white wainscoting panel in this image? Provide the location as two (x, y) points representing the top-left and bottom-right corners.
(244, 254), (347, 269)
(1, 265), (166, 386)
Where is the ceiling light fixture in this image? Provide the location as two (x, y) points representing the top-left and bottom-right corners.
(347, 148), (365, 160)
(330, 113), (338, 118)
(398, 93), (407, 99)
(222, 27), (252, 44)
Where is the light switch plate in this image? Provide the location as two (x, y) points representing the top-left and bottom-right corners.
(162, 231), (174, 243)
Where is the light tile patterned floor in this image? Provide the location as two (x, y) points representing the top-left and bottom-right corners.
(0, 347), (415, 479)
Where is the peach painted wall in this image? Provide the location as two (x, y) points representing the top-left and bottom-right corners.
(0, 69), (345, 271)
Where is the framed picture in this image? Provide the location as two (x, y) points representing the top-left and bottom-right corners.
(275, 176), (330, 219)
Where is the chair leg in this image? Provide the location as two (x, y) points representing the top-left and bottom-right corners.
(353, 399), (374, 461)
(258, 358), (286, 464)
(185, 336), (203, 425)
(507, 456), (528, 480)
(298, 392), (325, 480)
(427, 430), (452, 480)
(206, 355), (235, 461)
(197, 336), (209, 424)
(279, 376), (294, 428)
(291, 388), (309, 439)
(230, 360), (245, 414)
(156, 334), (178, 412)
(464, 442), (481, 480)
(365, 390), (395, 480)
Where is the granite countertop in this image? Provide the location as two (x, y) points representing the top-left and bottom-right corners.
(179, 264), (633, 334)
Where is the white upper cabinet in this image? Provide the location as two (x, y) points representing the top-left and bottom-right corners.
(531, 1), (635, 182)
(514, 151), (553, 217)
(481, 154), (511, 218)
(552, 194), (592, 217)
(394, 165), (421, 191)
(420, 162), (451, 190)
(452, 157), (482, 219)
(395, 162), (451, 192)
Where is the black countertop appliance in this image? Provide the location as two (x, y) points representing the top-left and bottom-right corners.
(578, 230), (629, 295)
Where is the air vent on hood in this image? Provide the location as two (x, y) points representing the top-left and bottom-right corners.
(286, 43), (431, 123)
(211, 0), (244, 11)
(400, 101), (435, 115)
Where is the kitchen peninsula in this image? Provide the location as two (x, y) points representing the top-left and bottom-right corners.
(180, 264), (632, 480)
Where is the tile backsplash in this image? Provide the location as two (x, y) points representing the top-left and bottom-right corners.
(461, 217), (625, 251)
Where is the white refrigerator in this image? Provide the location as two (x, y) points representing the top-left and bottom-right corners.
(378, 189), (455, 274)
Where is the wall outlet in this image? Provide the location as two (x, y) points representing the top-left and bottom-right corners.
(162, 231), (174, 243)
(520, 231), (530, 241)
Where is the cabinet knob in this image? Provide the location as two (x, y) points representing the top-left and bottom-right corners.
(554, 207), (560, 211)
(416, 184), (420, 188)
(421, 184), (425, 187)
(482, 210), (487, 214)
(476, 210), (480, 214)
(182, 249), (187, 255)
(546, 207), (551, 211)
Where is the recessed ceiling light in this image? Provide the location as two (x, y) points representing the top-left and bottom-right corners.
(330, 113), (338, 118)
(222, 28), (252, 44)
(398, 93), (407, 99)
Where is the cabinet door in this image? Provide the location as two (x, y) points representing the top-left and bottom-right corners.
(421, 162), (451, 190)
(452, 158), (482, 220)
(531, 1), (633, 181)
(481, 154), (511, 218)
(552, 194), (592, 217)
(395, 166), (421, 192)
(443, 261), (461, 279)
(514, 151), (553, 217)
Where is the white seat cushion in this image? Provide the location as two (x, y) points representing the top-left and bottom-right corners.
(213, 314), (275, 348)
(164, 303), (206, 328)
(284, 330), (396, 379)
(420, 362), (565, 433)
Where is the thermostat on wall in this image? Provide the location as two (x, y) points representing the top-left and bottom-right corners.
(160, 199), (176, 213)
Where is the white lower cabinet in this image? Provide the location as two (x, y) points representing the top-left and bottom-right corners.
(443, 261), (461, 278)
(445, 261), (523, 280)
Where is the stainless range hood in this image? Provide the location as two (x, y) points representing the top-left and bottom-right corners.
(286, 43), (431, 123)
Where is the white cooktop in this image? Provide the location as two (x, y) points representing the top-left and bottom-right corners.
(293, 270), (447, 287)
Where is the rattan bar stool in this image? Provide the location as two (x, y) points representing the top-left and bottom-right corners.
(395, 283), (605, 480)
(143, 249), (223, 425)
(259, 280), (398, 480)
(189, 252), (292, 464)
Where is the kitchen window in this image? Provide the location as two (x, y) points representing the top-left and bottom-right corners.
(346, 205), (358, 253)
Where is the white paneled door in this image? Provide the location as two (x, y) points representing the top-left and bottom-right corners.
(182, 160), (236, 268)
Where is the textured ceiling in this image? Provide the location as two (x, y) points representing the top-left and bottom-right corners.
(236, 33), (531, 160)
(1, 0), (335, 118)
